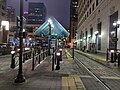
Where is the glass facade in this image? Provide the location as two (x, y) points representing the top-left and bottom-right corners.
(28, 3), (46, 24)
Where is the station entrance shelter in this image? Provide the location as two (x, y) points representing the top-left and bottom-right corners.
(34, 17), (69, 52)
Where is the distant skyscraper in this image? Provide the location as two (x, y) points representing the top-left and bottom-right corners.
(6, 6), (15, 22)
(0, 0), (7, 42)
(70, 0), (78, 43)
(27, 2), (46, 24)
(0, 0), (7, 23)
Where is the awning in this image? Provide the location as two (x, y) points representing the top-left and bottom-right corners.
(34, 17), (69, 38)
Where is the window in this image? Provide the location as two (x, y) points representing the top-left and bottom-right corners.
(96, 0), (98, 6)
(89, 8), (91, 14)
(97, 22), (102, 50)
(92, 3), (95, 11)
(90, 0), (92, 3)
(90, 27), (93, 38)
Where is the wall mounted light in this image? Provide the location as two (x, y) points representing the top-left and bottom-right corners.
(88, 35), (91, 38)
(1, 21), (9, 31)
(94, 31), (99, 34)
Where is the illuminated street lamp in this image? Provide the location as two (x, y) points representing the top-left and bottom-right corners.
(112, 20), (120, 62)
(113, 20), (120, 51)
(48, 18), (54, 55)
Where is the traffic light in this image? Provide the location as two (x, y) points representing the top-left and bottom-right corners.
(16, 16), (20, 28)
(16, 16), (26, 29)
(22, 16), (26, 29)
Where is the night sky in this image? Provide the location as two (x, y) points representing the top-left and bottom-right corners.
(7, 0), (70, 29)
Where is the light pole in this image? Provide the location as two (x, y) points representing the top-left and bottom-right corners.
(48, 18), (54, 56)
(15, 0), (25, 83)
(48, 23), (51, 55)
(113, 20), (120, 63)
(95, 31), (99, 53)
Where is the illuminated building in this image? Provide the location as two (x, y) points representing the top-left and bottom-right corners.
(0, 0), (7, 43)
(6, 6), (15, 22)
(27, 2), (46, 24)
(77, 0), (120, 53)
(70, 0), (78, 46)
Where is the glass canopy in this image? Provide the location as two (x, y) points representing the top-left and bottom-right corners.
(34, 17), (69, 38)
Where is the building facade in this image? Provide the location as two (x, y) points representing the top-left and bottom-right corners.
(70, 0), (78, 45)
(6, 6), (15, 22)
(0, 0), (7, 43)
(77, 0), (120, 53)
(27, 2), (46, 25)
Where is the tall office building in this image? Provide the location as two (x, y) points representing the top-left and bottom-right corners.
(0, 0), (7, 43)
(0, 0), (6, 22)
(27, 2), (46, 24)
(70, 0), (78, 44)
(6, 6), (15, 22)
(77, 0), (120, 53)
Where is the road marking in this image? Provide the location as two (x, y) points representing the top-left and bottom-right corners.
(62, 76), (86, 90)
(100, 76), (120, 79)
(76, 50), (106, 61)
(65, 49), (72, 59)
(80, 75), (92, 78)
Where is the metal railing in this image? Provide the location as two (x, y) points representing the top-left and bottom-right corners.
(10, 47), (48, 70)
(32, 48), (48, 70)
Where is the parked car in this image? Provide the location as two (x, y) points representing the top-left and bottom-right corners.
(0, 43), (12, 55)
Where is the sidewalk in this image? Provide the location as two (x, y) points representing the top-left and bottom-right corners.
(75, 49), (120, 70)
(0, 56), (61, 90)
(0, 51), (86, 90)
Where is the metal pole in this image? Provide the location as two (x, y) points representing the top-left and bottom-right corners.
(15, 0), (25, 83)
(52, 53), (54, 71)
(106, 48), (108, 61)
(48, 23), (51, 55)
(73, 43), (74, 59)
(118, 53), (120, 66)
(114, 26), (118, 62)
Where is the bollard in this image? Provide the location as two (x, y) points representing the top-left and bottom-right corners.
(10, 51), (15, 69)
(56, 52), (60, 70)
(59, 49), (62, 61)
(106, 48), (109, 61)
(110, 50), (115, 63)
(72, 48), (74, 59)
(111, 53), (114, 63)
(52, 53), (55, 71)
(118, 53), (120, 67)
(114, 53), (117, 63)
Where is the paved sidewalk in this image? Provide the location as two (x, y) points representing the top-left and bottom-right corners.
(0, 51), (86, 90)
(0, 56), (61, 90)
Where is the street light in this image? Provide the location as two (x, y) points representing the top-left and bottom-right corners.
(113, 21), (120, 51)
(112, 20), (120, 62)
(14, 0), (25, 83)
(48, 18), (54, 55)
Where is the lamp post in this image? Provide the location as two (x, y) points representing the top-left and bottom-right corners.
(113, 20), (120, 63)
(48, 18), (53, 56)
(72, 42), (75, 59)
(48, 23), (51, 55)
(15, 0), (25, 83)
